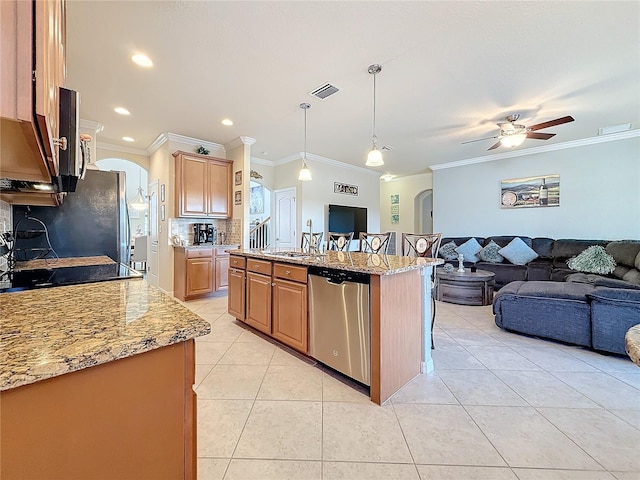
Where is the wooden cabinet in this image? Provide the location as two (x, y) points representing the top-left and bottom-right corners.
(0, 0), (65, 184)
(175, 247), (234, 301)
(272, 263), (308, 352)
(186, 256), (214, 297)
(245, 271), (272, 335)
(173, 151), (232, 218)
(215, 253), (229, 291)
(228, 258), (246, 320)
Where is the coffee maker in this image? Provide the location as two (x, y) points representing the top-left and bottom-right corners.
(206, 224), (217, 244)
(193, 223), (208, 244)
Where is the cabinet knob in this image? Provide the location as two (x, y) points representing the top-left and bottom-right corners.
(271, 283), (276, 286)
(285, 270), (291, 275)
(53, 136), (68, 151)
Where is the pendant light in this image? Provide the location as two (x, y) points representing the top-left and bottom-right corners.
(366, 64), (384, 167)
(130, 166), (148, 210)
(298, 103), (312, 181)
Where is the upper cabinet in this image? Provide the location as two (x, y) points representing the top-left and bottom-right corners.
(0, 0), (66, 183)
(173, 151), (232, 218)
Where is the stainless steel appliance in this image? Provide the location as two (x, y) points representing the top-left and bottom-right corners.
(308, 266), (371, 385)
(193, 223), (217, 244)
(12, 170), (130, 265)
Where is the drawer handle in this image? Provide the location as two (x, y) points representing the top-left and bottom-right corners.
(285, 270), (291, 275)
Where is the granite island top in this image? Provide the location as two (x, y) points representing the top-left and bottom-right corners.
(14, 255), (116, 271)
(0, 279), (211, 391)
(228, 249), (443, 275)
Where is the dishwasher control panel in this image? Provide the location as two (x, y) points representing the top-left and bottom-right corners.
(307, 266), (370, 285)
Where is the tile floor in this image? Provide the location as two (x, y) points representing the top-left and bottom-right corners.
(183, 292), (640, 480)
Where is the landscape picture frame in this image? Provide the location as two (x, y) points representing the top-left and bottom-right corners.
(500, 174), (560, 208)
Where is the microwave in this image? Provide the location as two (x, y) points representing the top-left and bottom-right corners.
(58, 87), (88, 192)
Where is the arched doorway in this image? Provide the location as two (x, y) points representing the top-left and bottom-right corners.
(414, 189), (433, 234)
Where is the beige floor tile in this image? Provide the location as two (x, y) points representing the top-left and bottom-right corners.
(539, 407), (640, 472)
(512, 468), (617, 479)
(197, 364), (268, 400)
(515, 346), (599, 372)
(195, 363), (215, 388)
(257, 364), (323, 401)
(194, 312), (224, 324)
(488, 330), (560, 349)
(324, 461), (420, 479)
(609, 409), (640, 430)
(465, 405), (602, 470)
(565, 350), (638, 374)
(494, 370), (599, 408)
(234, 400), (322, 460)
(394, 403), (505, 466)
(431, 345), (488, 370)
(218, 341), (276, 365)
(443, 328), (506, 347)
(550, 372), (640, 410)
(608, 372), (640, 390)
(321, 372), (371, 403)
(390, 373), (459, 405)
(197, 399), (253, 458)
(234, 329), (271, 344)
(212, 313), (241, 325)
(200, 323), (245, 343)
(611, 472), (640, 480)
(197, 458), (229, 480)
(416, 465), (518, 479)
(323, 402), (413, 463)
(196, 342), (232, 364)
(438, 369), (527, 406)
(270, 346), (317, 367)
(431, 330), (459, 348)
(465, 346), (541, 371)
(224, 459), (322, 479)
(435, 316), (478, 329)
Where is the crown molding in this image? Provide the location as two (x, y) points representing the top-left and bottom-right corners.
(146, 133), (168, 155)
(225, 136), (257, 151)
(273, 152), (380, 177)
(429, 129), (640, 171)
(97, 141), (149, 156)
(79, 119), (104, 133)
(146, 132), (226, 156)
(251, 156), (274, 166)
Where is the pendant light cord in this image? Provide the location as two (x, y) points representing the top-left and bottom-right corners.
(372, 71), (377, 144)
(304, 106), (308, 161)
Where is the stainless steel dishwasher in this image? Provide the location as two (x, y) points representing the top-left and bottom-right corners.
(308, 266), (371, 386)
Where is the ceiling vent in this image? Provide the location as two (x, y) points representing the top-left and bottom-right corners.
(308, 83), (340, 100)
(598, 123), (632, 135)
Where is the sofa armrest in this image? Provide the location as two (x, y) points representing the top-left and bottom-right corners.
(587, 287), (640, 304)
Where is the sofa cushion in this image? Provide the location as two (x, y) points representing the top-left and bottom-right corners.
(588, 286), (640, 303)
(478, 240), (504, 263)
(532, 238), (555, 259)
(527, 259), (553, 281)
(613, 265), (631, 279)
(476, 262), (527, 288)
(605, 241), (640, 268)
(567, 245), (616, 275)
(552, 239), (609, 268)
(499, 237), (539, 265)
(636, 251), (640, 270)
(508, 280), (594, 301)
(622, 269), (640, 285)
(439, 241), (458, 261)
(455, 238), (482, 263)
(594, 276), (640, 290)
(588, 286), (640, 354)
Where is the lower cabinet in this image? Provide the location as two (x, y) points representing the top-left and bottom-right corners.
(186, 257), (214, 297)
(174, 247), (229, 301)
(272, 278), (308, 353)
(215, 254), (229, 291)
(227, 267), (245, 320)
(245, 271), (272, 334)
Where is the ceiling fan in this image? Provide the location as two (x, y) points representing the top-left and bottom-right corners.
(462, 114), (575, 150)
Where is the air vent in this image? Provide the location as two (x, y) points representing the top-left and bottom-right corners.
(308, 83), (340, 100)
(598, 123), (632, 135)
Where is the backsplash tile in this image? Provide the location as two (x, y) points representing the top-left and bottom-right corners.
(170, 217), (229, 245)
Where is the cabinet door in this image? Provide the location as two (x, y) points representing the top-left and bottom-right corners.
(179, 155), (208, 217)
(207, 160), (231, 217)
(227, 268), (245, 320)
(272, 278), (308, 353)
(186, 257), (213, 296)
(245, 272), (272, 335)
(215, 255), (229, 290)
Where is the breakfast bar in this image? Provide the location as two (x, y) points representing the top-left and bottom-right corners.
(0, 279), (210, 480)
(227, 249), (442, 404)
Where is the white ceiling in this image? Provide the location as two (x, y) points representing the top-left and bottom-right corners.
(65, 1), (640, 177)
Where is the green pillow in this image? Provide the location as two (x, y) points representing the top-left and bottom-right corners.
(567, 245), (616, 274)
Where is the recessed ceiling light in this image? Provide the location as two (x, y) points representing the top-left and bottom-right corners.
(114, 107), (130, 115)
(221, 119), (234, 126)
(122, 136), (135, 142)
(131, 54), (153, 67)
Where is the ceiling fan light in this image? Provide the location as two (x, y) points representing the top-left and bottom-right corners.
(298, 161), (312, 181)
(366, 147), (384, 167)
(500, 133), (527, 148)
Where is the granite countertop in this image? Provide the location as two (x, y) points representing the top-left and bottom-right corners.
(0, 280), (211, 391)
(174, 244), (240, 250)
(230, 249), (443, 275)
(625, 324), (640, 367)
(14, 255), (115, 271)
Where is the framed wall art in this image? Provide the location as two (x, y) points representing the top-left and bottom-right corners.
(234, 171), (242, 186)
(501, 174), (560, 208)
(234, 190), (242, 205)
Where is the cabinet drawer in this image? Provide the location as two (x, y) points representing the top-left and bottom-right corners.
(186, 248), (213, 258)
(229, 255), (246, 269)
(273, 263), (308, 283)
(247, 258), (272, 275)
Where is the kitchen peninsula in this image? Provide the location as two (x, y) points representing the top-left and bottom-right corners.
(227, 249), (443, 404)
(0, 279), (210, 480)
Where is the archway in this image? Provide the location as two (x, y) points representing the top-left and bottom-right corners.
(414, 189), (433, 234)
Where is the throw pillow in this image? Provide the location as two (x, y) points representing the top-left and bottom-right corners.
(439, 241), (458, 261)
(478, 240), (504, 263)
(498, 237), (539, 265)
(454, 238), (482, 263)
(567, 245), (616, 274)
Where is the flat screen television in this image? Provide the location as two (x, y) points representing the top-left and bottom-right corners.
(328, 204), (367, 238)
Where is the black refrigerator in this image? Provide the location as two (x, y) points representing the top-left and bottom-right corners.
(13, 169), (130, 264)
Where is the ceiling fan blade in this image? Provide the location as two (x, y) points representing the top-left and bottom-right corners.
(487, 141), (502, 150)
(461, 135), (498, 145)
(528, 116), (575, 131)
(526, 132), (556, 140)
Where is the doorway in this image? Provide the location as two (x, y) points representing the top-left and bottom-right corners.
(414, 189), (433, 234)
(273, 187), (296, 249)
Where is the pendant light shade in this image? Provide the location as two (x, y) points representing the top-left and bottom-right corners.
(130, 167), (148, 210)
(365, 64), (384, 167)
(298, 103), (312, 181)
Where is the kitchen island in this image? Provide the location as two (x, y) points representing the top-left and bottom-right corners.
(227, 249), (442, 404)
(0, 279), (210, 480)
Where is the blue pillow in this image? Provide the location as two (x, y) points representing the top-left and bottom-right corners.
(439, 241), (458, 261)
(478, 240), (504, 263)
(499, 237), (539, 265)
(454, 238), (482, 263)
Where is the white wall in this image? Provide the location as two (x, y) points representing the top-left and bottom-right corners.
(433, 136), (640, 240)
